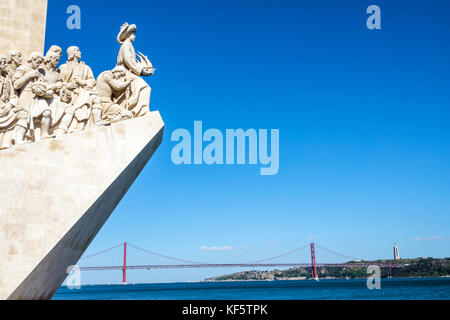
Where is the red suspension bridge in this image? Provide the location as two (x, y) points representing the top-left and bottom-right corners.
(77, 242), (405, 284)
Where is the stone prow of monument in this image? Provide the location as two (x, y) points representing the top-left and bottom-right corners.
(0, 111), (164, 300)
(0, 0), (163, 299)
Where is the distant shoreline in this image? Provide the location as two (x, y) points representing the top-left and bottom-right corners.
(203, 275), (450, 283)
(202, 275), (450, 282)
(62, 276), (450, 288)
(204, 258), (450, 282)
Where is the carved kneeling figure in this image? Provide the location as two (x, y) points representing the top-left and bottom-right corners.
(51, 87), (75, 136)
(96, 66), (133, 123)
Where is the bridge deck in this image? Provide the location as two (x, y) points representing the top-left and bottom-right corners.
(78, 263), (406, 271)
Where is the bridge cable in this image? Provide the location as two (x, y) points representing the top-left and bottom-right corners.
(314, 244), (356, 261)
(127, 243), (207, 264)
(245, 244), (310, 264)
(79, 243), (125, 261)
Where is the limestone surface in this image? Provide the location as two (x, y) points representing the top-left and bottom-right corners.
(0, 111), (164, 299)
(0, 0), (48, 58)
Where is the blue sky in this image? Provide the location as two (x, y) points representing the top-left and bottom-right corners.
(46, 0), (450, 284)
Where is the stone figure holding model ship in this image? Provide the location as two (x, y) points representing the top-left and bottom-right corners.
(116, 23), (155, 117)
(0, 22), (156, 150)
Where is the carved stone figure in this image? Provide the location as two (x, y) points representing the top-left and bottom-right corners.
(0, 55), (17, 149)
(6, 50), (23, 101)
(96, 66), (133, 122)
(46, 45), (62, 60)
(30, 77), (54, 141)
(40, 50), (64, 94)
(39, 48), (74, 136)
(59, 46), (108, 130)
(52, 86), (75, 136)
(0, 23), (156, 150)
(116, 23), (154, 117)
(12, 52), (52, 144)
(6, 50), (23, 80)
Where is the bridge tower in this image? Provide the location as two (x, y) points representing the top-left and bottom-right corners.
(310, 243), (318, 279)
(122, 242), (127, 285)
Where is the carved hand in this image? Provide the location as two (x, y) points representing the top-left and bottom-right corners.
(28, 70), (40, 80)
(141, 67), (155, 77)
(73, 77), (84, 87)
(49, 83), (63, 91)
(0, 104), (11, 117)
(56, 82), (65, 90)
(67, 82), (78, 90)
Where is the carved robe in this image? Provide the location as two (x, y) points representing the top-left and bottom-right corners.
(117, 40), (144, 76)
(38, 66), (69, 126)
(13, 65), (36, 114)
(116, 39), (151, 117)
(11, 64), (50, 143)
(0, 74), (17, 149)
(59, 60), (97, 122)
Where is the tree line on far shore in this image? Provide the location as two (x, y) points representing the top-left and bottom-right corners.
(205, 258), (450, 281)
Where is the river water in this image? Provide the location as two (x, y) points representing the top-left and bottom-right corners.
(53, 277), (450, 300)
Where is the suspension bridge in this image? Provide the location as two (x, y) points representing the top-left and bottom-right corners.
(77, 242), (405, 284)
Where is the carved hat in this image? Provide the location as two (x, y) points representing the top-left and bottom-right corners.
(117, 23), (137, 44)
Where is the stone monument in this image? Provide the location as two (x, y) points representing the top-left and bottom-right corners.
(0, 1), (164, 300)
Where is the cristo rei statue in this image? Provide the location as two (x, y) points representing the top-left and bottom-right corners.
(0, 22), (165, 300)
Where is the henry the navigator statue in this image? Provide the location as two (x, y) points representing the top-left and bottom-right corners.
(116, 23), (155, 117)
